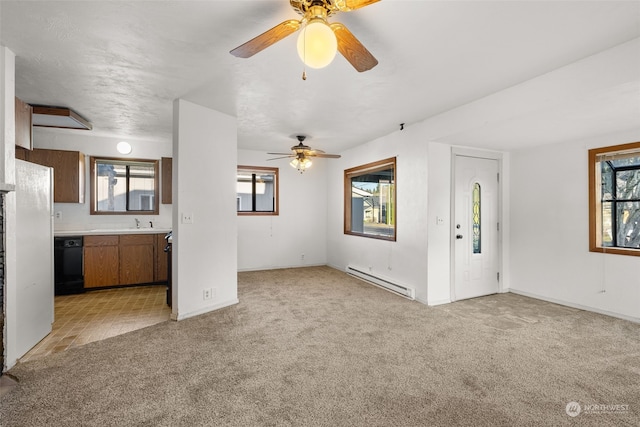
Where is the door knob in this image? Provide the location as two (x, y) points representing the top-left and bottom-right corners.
(456, 234), (463, 239)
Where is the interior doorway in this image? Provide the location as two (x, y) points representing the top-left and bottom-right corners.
(452, 154), (500, 301)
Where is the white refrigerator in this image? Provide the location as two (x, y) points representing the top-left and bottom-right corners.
(14, 159), (54, 359)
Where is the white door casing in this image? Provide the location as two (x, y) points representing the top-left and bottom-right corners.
(453, 155), (499, 301)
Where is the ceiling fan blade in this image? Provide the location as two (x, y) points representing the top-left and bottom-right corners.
(330, 23), (378, 72)
(311, 153), (341, 159)
(306, 149), (326, 155)
(267, 152), (294, 156)
(230, 19), (301, 58)
(267, 155), (295, 161)
(337, 0), (380, 12)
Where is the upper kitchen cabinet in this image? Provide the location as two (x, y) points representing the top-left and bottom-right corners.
(26, 148), (86, 203)
(15, 97), (33, 150)
(161, 157), (172, 204)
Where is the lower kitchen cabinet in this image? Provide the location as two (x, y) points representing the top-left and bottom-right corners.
(119, 234), (155, 285)
(83, 233), (167, 289)
(84, 235), (119, 288)
(155, 233), (168, 282)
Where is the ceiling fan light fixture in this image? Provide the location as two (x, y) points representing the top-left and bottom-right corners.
(296, 19), (337, 69)
(290, 157), (313, 172)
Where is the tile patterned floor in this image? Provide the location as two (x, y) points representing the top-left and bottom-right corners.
(20, 285), (171, 363)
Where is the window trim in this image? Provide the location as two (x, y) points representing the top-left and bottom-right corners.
(90, 156), (159, 215)
(237, 165), (279, 216)
(588, 141), (640, 257)
(344, 157), (397, 241)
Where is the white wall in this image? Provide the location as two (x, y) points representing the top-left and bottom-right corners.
(326, 127), (429, 302)
(32, 128), (172, 231)
(2, 45), (19, 371)
(237, 149), (327, 271)
(1, 47), (16, 189)
(172, 99), (237, 320)
(509, 129), (640, 322)
(425, 141), (452, 305)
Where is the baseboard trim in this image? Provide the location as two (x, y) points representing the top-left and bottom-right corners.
(509, 289), (639, 324)
(172, 298), (239, 321)
(238, 263), (326, 272)
(427, 298), (452, 307)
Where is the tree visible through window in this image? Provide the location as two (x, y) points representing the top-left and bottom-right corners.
(589, 142), (640, 256)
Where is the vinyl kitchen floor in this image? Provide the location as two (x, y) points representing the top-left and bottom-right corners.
(20, 285), (171, 363)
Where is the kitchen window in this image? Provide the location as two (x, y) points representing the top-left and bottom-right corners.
(237, 166), (279, 215)
(589, 141), (640, 256)
(344, 157), (396, 241)
(90, 157), (159, 215)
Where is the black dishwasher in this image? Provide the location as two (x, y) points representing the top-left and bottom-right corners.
(54, 237), (85, 295)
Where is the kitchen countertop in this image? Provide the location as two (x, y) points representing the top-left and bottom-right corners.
(55, 228), (172, 237)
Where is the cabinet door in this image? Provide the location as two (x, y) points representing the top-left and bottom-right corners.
(155, 233), (168, 282)
(27, 149), (85, 203)
(15, 97), (33, 150)
(161, 157), (172, 204)
(84, 236), (119, 288)
(120, 234), (154, 285)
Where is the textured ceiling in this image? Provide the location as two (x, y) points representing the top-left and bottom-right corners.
(1, 1), (639, 154)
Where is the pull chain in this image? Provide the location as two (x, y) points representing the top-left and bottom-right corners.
(302, 25), (307, 80)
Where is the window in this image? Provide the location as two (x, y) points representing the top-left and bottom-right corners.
(589, 141), (640, 256)
(344, 157), (396, 241)
(472, 182), (481, 254)
(237, 166), (279, 215)
(90, 157), (159, 215)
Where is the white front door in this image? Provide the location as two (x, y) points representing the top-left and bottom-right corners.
(453, 155), (499, 301)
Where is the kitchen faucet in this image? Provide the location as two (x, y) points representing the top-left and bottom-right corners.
(135, 218), (140, 229)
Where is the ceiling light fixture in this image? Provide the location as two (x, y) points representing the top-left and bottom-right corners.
(31, 106), (92, 130)
(296, 17), (337, 69)
(117, 141), (132, 155)
(290, 156), (312, 173)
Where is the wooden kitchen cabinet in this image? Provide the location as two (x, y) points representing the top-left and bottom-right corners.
(155, 233), (168, 282)
(15, 97), (33, 150)
(119, 234), (155, 285)
(15, 146), (29, 160)
(26, 148), (85, 203)
(83, 233), (166, 289)
(84, 235), (120, 288)
(161, 157), (172, 204)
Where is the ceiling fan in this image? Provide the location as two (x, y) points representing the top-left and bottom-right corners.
(230, 0), (379, 73)
(268, 135), (341, 172)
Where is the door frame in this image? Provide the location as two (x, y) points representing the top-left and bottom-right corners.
(450, 147), (504, 302)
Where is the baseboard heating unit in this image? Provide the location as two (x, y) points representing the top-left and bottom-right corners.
(346, 265), (415, 300)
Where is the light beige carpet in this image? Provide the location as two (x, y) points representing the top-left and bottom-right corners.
(1, 266), (639, 426)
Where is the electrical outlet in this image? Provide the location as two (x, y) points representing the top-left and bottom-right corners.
(301, 253), (305, 261)
(181, 212), (194, 224)
(203, 288), (212, 300)
(55, 211), (62, 220)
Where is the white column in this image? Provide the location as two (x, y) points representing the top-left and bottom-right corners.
(171, 99), (238, 320)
